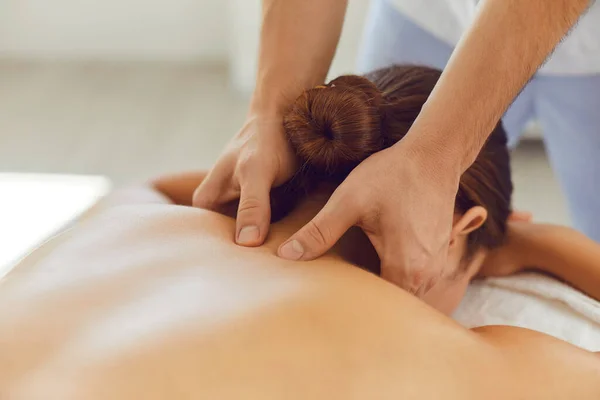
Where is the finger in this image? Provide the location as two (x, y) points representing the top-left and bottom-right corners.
(413, 256), (445, 297)
(235, 174), (274, 247)
(380, 259), (434, 296)
(278, 191), (358, 261)
(378, 254), (420, 294)
(192, 164), (237, 210)
(152, 170), (209, 206)
(509, 210), (533, 223)
(375, 237), (446, 297)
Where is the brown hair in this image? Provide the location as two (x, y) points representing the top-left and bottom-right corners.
(271, 65), (512, 256)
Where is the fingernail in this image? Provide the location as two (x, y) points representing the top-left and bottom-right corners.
(237, 226), (259, 245)
(279, 240), (304, 261)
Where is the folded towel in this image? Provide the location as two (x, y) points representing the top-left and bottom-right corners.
(454, 273), (600, 351)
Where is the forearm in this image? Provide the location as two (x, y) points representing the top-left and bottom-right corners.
(519, 224), (600, 301)
(405, 0), (589, 173)
(250, 0), (347, 115)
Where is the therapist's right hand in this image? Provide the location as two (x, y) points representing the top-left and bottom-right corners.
(193, 112), (297, 246)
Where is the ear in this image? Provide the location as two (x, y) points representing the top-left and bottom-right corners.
(450, 206), (488, 247)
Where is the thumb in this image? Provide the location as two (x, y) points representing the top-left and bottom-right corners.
(278, 192), (358, 261)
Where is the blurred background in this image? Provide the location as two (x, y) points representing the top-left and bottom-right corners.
(0, 0), (569, 272)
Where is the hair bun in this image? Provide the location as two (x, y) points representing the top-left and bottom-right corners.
(283, 75), (384, 177)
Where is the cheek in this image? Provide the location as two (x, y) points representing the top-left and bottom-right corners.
(422, 275), (471, 315)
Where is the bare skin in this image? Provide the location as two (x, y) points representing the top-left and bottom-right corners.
(0, 172), (598, 399)
(193, 0), (590, 295)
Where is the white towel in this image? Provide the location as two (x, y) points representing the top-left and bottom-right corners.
(454, 273), (600, 351)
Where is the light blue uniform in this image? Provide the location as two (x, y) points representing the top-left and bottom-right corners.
(358, 0), (600, 242)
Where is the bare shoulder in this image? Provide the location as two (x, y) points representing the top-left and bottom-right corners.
(472, 325), (600, 399)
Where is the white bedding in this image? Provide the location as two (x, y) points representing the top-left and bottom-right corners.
(454, 273), (600, 351)
(0, 173), (111, 279)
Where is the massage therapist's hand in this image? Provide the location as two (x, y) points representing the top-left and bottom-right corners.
(193, 112), (296, 246)
(278, 140), (460, 295)
(193, 0), (348, 244)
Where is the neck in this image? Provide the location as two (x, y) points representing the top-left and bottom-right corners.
(262, 192), (380, 274)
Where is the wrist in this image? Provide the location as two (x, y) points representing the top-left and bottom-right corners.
(248, 93), (287, 118)
(250, 75), (319, 118)
(403, 96), (491, 175)
(393, 133), (462, 188)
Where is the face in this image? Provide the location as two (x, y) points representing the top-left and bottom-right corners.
(422, 273), (472, 315)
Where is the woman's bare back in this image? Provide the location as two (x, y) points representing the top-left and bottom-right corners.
(0, 199), (597, 399)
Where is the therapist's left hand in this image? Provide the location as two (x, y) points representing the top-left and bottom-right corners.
(277, 139), (461, 296)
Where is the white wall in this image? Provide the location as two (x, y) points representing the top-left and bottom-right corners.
(228, 0), (262, 93)
(0, 0), (228, 61)
(0, 0), (370, 92)
(330, 1), (371, 78)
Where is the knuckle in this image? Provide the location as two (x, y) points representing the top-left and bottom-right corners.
(236, 151), (258, 172)
(423, 277), (437, 294)
(305, 220), (330, 247)
(411, 267), (440, 295)
(409, 271), (427, 293)
(411, 261), (437, 286)
(382, 257), (430, 294)
(237, 196), (263, 215)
